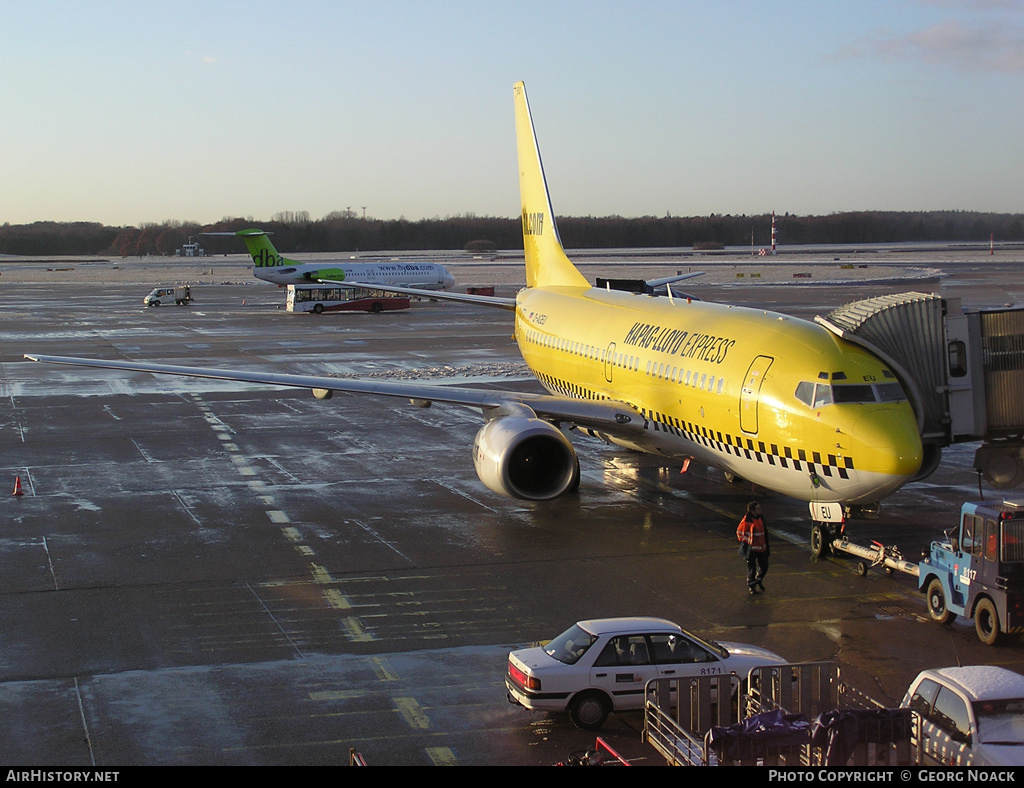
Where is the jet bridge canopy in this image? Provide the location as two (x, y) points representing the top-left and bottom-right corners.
(817, 292), (947, 441)
(816, 291), (1024, 489)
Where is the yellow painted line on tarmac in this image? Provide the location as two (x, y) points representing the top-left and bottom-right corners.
(266, 510), (290, 523)
(310, 564), (333, 584)
(370, 657), (398, 682)
(228, 458), (255, 476)
(282, 527), (301, 542)
(341, 616), (375, 642)
(394, 697), (429, 729)
(322, 589), (352, 610)
(426, 747), (458, 765)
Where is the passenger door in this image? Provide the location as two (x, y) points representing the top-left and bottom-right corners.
(589, 635), (661, 711)
(740, 356), (774, 434)
(648, 632), (724, 678)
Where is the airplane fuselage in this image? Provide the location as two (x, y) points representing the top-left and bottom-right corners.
(254, 261), (456, 290)
(515, 286), (923, 505)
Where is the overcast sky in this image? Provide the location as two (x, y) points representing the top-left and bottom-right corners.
(2, 0), (1022, 226)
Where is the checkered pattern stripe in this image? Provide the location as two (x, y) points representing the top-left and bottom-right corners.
(642, 407), (855, 479)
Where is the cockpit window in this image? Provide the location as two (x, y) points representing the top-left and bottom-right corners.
(876, 383), (906, 402)
(795, 380), (908, 407)
(833, 385), (876, 403)
(813, 383), (833, 407)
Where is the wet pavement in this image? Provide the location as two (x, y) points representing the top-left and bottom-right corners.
(3, 254), (1024, 765)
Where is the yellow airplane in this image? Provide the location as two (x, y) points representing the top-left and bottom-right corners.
(25, 82), (923, 532)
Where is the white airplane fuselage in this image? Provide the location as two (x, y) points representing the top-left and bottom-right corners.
(255, 261), (456, 290)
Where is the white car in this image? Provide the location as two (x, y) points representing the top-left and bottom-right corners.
(505, 616), (788, 729)
(901, 666), (1024, 766)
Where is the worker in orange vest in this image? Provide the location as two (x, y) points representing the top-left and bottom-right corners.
(737, 501), (770, 595)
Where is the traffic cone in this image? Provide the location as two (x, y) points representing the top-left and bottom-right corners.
(12, 476), (24, 496)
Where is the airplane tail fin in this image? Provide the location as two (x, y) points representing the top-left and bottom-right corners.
(233, 229), (298, 269)
(513, 82), (590, 290)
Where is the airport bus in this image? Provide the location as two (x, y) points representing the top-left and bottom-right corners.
(285, 285), (411, 315)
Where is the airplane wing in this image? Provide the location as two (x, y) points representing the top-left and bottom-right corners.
(325, 274), (704, 309)
(23, 354), (644, 435)
(319, 279), (518, 310)
(645, 271), (704, 288)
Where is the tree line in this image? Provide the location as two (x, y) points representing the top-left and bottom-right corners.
(1, 211), (1022, 257)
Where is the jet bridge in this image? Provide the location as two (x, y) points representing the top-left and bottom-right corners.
(816, 292), (1024, 488)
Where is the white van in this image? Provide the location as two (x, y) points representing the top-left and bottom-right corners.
(144, 286), (192, 306)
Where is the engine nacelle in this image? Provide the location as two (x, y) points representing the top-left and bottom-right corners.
(473, 415), (579, 500)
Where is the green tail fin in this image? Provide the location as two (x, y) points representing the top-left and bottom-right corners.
(235, 229), (299, 269)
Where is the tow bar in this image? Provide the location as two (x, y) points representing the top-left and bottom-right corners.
(830, 536), (921, 578)
(809, 503), (920, 578)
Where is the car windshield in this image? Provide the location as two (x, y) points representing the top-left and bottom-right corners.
(975, 699), (1024, 745)
(543, 624), (599, 665)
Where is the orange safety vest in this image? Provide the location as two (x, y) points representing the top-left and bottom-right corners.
(737, 516), (767, 552)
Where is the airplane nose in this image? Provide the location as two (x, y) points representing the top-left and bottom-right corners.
(853, 409), (922, 478)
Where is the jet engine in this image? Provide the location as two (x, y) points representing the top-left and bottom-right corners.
(473, 413), (579, 500)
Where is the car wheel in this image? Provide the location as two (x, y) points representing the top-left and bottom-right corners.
(926, 578), (954, 625)
(371, 302), (383, 314)
(975, 597), (1001, 645)
(569, 691), (609, 730)
(313, 304), (324, 315)
(150, 300), (160, 307)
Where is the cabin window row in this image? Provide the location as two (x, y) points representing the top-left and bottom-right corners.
(646, 360), (726, 395)
(525, 329), (640, 372)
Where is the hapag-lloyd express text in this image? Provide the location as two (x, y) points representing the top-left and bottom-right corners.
(622, 322), (736, 364)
